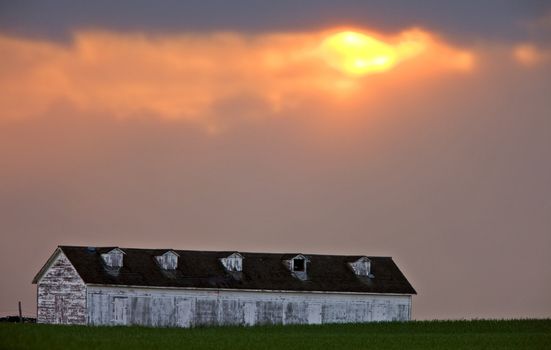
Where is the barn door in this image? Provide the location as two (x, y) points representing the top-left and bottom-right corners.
(307, 303), (322, 325)
(54, 295), (67, 324)
(373, 302), (387, 321)
(397, 304), (410, 321)
(243, 301), (255, 326)
(112, 297), (128, 325)
(175, 298), (193, 328)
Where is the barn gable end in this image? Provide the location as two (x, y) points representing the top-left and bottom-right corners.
(33, 249), (86, 324)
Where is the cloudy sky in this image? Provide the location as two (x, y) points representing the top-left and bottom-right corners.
(1, 1), (550, 320)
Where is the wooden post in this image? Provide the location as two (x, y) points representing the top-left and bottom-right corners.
(18, 301), (22, 323)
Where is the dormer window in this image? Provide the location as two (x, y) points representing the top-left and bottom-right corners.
(101, 248), (125, 268)
(292, 258), (305, 272)
(220, 252), (243, 272)
(349, 256), (372, 277)
(156, 250), (179, 270)
(286, 254), (310, 281)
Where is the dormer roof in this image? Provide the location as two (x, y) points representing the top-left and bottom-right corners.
(159, 250), (179, 257)
(106, 248), (126, 255)
(290, 254), (310, 261)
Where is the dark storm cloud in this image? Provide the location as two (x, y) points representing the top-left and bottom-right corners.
(0, 0), (549, 43)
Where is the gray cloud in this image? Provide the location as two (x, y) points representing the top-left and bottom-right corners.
(0, 1), (549, 44)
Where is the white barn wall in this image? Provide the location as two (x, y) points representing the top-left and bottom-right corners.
(87, 285), (411, 327)
(37, 252), (87, 325)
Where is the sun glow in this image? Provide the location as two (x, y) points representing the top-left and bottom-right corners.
(321, 31), (426, 76)
(0, 28), (473, 126)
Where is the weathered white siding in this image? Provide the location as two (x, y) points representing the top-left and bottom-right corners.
(87, 285), (411, 327)
(37, 252), (86, 324)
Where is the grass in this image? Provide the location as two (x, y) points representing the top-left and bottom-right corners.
(0, 319), (550, 350)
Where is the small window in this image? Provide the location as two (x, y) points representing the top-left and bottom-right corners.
(349, 257), (372, 277)
(293, 258), (305, 272)
(156, 251), (179, 270)
(101, 248), (125, 268)
(220, 253), (244, 272)
(286, 254), (309, 281)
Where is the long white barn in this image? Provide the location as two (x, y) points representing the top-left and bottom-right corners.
(33, 246), (416, 326)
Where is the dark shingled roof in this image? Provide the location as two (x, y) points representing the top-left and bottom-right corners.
(57, 246), (416, 295)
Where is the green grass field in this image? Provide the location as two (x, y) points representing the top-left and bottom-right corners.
(0, 319), (549, 350)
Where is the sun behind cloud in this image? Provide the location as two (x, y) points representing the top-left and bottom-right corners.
(320, 31), (425, 76)
(0, 28), (474, 128)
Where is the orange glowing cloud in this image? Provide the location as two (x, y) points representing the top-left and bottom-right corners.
(513, 43), (550, 67)
(0, 28), (474, 128)
(321, 30), (426, 75)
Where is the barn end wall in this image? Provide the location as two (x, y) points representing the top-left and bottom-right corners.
(36, 252), (86, 324)
(87, 285), (412, 327)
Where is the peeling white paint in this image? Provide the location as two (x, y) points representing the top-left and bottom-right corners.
(86, 285), (411, 327)
(36, 252), (86, 325)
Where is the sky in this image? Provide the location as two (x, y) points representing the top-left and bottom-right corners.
(0, 1), (550, 320)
